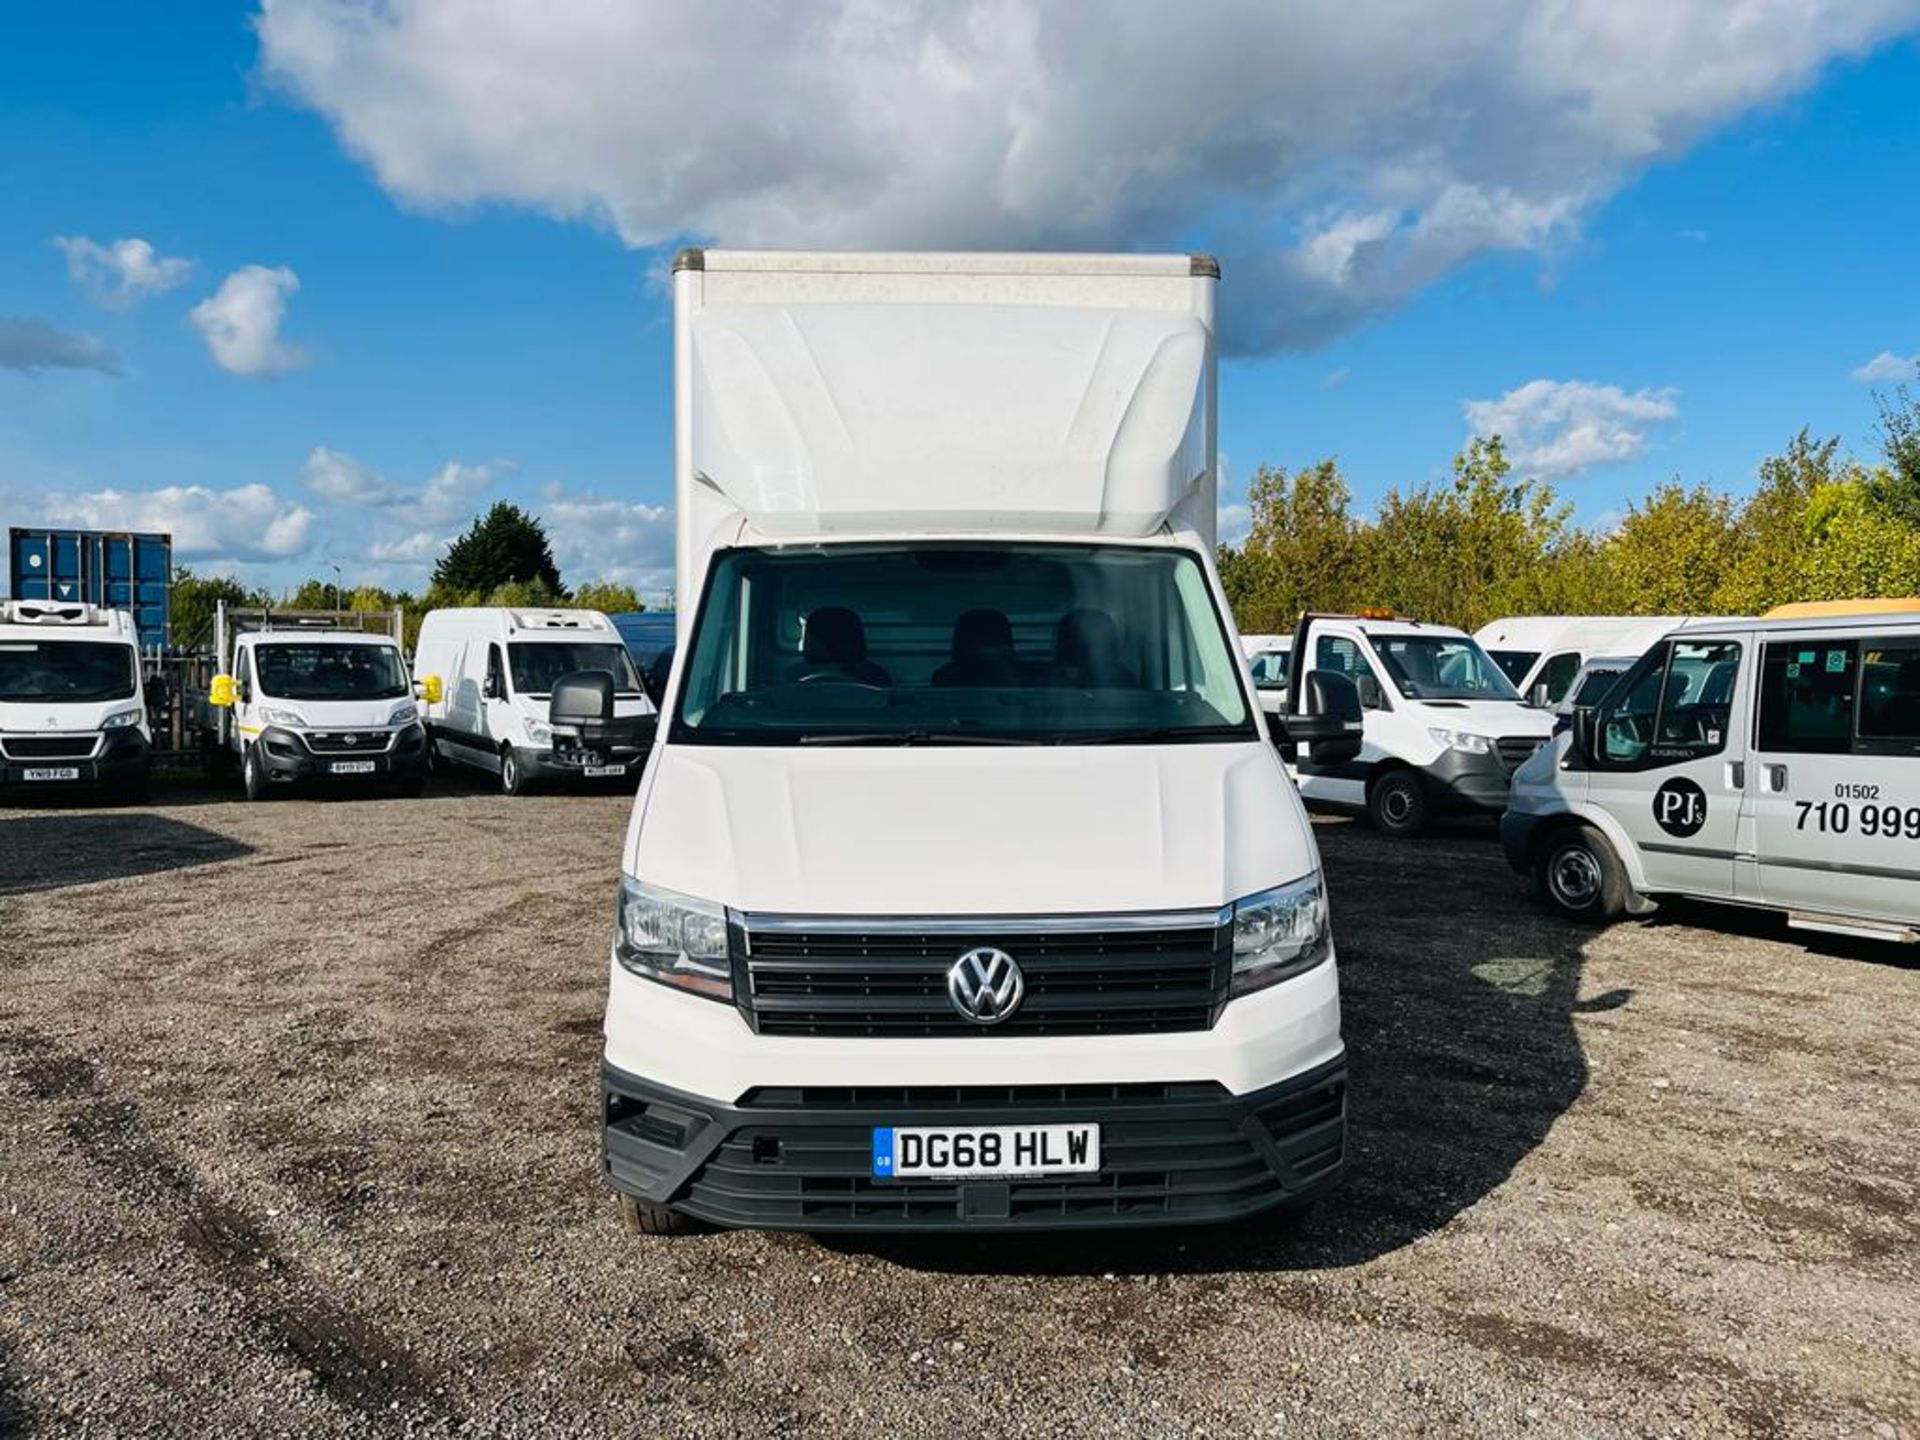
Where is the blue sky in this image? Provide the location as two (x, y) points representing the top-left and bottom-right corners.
(3, 2), (1918, 602)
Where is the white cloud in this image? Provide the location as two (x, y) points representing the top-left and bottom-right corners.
(301, 445), (390, 503)
(1464, 379), (1680, 478)
(300, 445), (497, 522)
(536, 483), (675, 591)
(0, 316), (117, 374)
(255, 0), (1920, 354)
(39, 482), (315, 561)
(1851, 350), (1919, 384)
(53, 236), (192, 308)
(189, 265), (307, 375)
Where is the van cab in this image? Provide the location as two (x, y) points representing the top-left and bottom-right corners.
(207, 614), (427, 801)
(414, 607), (656, 794)
(1504, 609), (1920, 941)
(1240, 633), (1293, 714)
(0, 601), (152, 798)
(1286, 613), (1554, 836)
(600, 249), (1359, 1236)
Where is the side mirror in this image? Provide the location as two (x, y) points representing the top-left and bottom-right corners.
(1356, 674), (1386, 711)
(1274, 669), (1365, 766)
(1529, 681), (1552, 708)
(482, 671), (503, 701)
(417, 673), (444, 705)
(209, 674), (236, 708)
(550, 669), (615, 730)
(1571, 707), (1597, 763)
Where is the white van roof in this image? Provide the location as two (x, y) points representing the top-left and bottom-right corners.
(420, 606), (617, 637)
(0, 600), (137, 639)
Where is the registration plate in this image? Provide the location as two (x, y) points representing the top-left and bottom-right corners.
(330, 760), (377, 775)
(22, 766), (81, 781)
(583, 764), (625, 778)
(871, 1124), (1100, 1181)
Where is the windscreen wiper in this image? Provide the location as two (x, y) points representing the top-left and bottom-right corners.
(796, 730), (1030, 746)
(1053, 725), (1254, 746)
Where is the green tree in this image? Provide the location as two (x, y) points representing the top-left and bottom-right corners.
(1868, 386), (1920, 526)
(1599, 481), (1745, 614)
(1220, 459), (1366, 631)
(170, 567), (264, 648)
(484, 576), (566, 609)
(431, 503), (562, 596)
(572, 579), (644, 614)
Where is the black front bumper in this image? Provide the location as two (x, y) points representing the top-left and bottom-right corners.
(256, 725), (427, 783)
(517, 742), (648, 781)
(0, 730), (149, 793)
(1420, 747), (1517, 815)
(601, 1054), (1347, 1232)
(1500, 809), (1543, 873)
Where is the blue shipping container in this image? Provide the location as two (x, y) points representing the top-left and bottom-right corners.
(8, 527), (172, 648)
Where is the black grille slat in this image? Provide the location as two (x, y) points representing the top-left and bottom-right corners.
(739, 917), (1227, 1038)
(303, 730), (394, 755)
(4, 735), (97, 759)
(1496, 735), (1543, 769)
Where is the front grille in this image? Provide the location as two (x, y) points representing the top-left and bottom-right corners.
(737, 914), (1230, 1038)
(1496, 735), (1544, 769)
(2, 734), (99, 760)
(605, 1068), (1349, 1230)
(302, 729), (395, 755)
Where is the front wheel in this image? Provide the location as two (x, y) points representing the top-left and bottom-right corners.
(1535, 824), (1628, 923)
(1367, 768), (1428, 838)
(616, 1193), (704, 1236)
(500, 746), (528, 796)
(241, 743), (270, 802)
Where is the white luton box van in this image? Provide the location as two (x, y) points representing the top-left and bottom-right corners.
(413, 607), (656, 794)
(0, 600), (152, 798)
(1504, 607), (1920, 940)
(600, 249), (1361, 1234)
(1284, 613), (1555, 837)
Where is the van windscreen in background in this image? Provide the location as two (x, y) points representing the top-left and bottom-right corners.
(673, 543), (1256, 746)
(0, 640), (137, 703)
(255, 643), (409, 701)
(508, 642), (643, 696)
(1376, 636), (1522, 702)
(1487, 649), (1539, 686)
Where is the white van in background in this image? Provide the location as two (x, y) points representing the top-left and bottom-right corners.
(1505, 608), (1920, 940)
(1475, 616), (1700, 709)
(414, 608), (656, 794)
(1285, 613), (1555, 837)
(1240, 633), (1293, 714)
(0, 601), (152, 799)
(600, 248), (1361, 1236)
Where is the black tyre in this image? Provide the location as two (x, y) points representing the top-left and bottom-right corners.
(1535, 823), (1628, 923)
(1367, 767), (1428, 838)
(241, 743), (271, 802)
(616, 1193), (703, 1236)
(500, 746), (528, 796)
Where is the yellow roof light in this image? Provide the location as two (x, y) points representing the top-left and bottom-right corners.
(1763, 598), (1920, 619)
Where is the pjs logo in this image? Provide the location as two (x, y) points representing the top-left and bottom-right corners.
(1653, 777), (1708, 838)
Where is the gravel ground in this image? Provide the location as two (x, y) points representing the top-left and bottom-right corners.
(0, 774), (1915, 1438)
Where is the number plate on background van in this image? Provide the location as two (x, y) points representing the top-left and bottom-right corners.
(871, 1124), (1100, 1181)
(583, 764), (625, 778)
(330, 760), (377, 775)
(22, 766), (81, 781)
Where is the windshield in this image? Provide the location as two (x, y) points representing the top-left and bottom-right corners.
(1569, 666), (1627, 708)
(674, 542), (1255, 746)
(0, 640), (137, 703)
(254, 643), (409, 701)
(507, 642), (643, 696)
(1247, 648), (1291, 690)
(1374, 635), (1521, 701)
(1487, 649), (1539, 686)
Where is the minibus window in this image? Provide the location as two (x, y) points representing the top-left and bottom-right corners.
(1757, 641), (1858, 754)
(1857, 643), (1920, 742)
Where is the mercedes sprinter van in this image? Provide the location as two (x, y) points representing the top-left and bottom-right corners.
(414, 607), (656, 793)
(600, 250), (1358, 1234)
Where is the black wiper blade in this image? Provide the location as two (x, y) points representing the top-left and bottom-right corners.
(797, 729), (1029, 746)
(1056, 725), (1253, 746)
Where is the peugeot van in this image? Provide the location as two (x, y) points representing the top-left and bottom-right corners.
(599, 249), (1360, 1235)
(1505, 608), (1920, 940)
(0, 601), (152, 798)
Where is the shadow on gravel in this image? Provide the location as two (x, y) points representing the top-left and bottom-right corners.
(0, 1331), (31, 1438)
(1650, 896), (1919, 972)
(0, 814), (252, 896)
(832, 819), (1629, 1277)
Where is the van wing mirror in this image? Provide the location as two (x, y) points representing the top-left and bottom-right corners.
(416, 673), (444, 705)
(1528, 681), (1552, 708)
(209, 674), (235, 708)
(550, 670), (615, 730)
(1571, 706), (1597, 763)
(1271, 669), (1365, 765)
(482, 671), (502, 700)
(1356, 673), (1385, 711)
